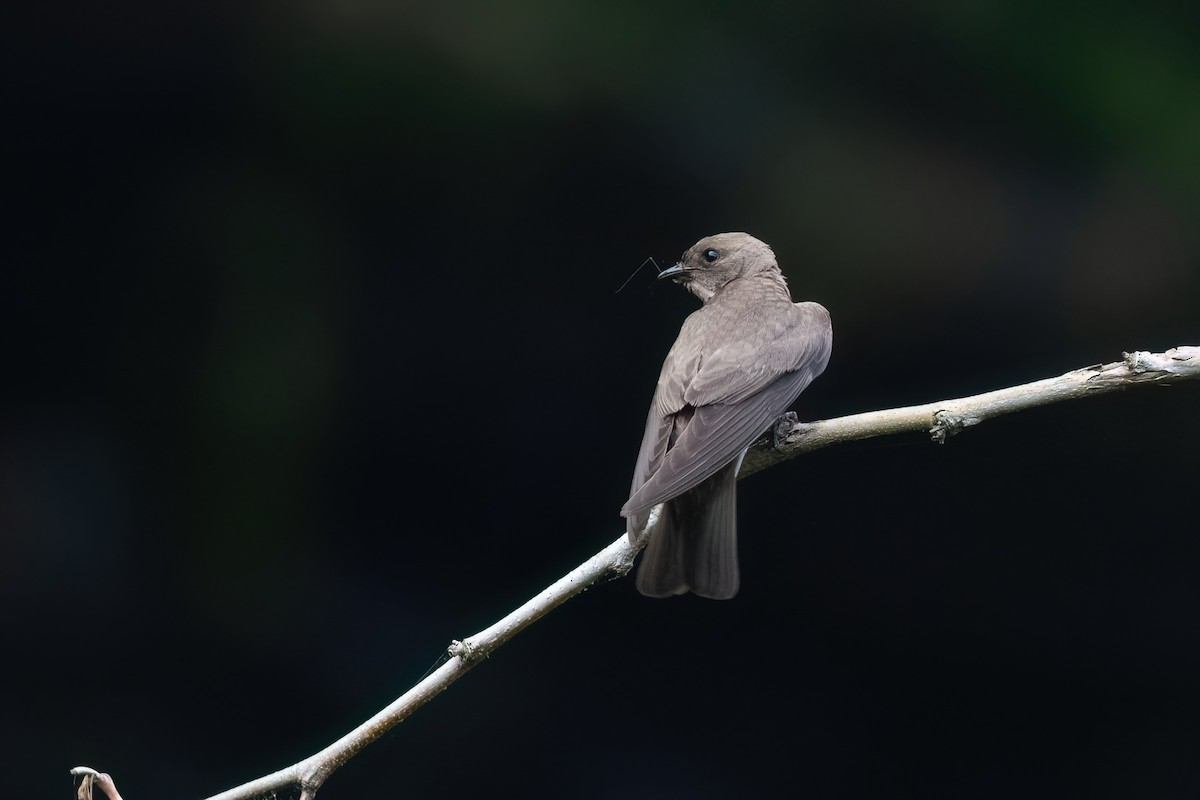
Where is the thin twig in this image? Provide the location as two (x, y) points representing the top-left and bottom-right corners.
(71, 345), (1199, 800)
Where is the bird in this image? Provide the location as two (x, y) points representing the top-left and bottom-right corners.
(621, 232), (832, 599)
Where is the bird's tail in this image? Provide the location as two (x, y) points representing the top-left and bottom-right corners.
(635, 461), (739, 600)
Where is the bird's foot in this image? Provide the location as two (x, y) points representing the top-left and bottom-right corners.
(772, 412), (799, 450)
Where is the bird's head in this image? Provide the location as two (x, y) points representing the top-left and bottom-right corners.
(657, 232), (780, 301)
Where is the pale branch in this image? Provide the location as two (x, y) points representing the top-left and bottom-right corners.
(740, 345), (1200, 477)
(70, 768), (124, 800)
(200, 534), (645, 800)
(70, 345), (1198, 800)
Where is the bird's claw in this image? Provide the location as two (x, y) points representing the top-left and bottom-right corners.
(772, 412), (799, 450)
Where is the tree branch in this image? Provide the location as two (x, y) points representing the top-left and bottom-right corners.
(70, 345), (1198, 800)
(740, 346), (1200, 476)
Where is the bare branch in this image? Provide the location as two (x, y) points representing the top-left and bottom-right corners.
(72, 345), (1198, 800)
(740, 346), (1200, 476)
(203, 533), (645, 800)
(70, 768), (124, 800)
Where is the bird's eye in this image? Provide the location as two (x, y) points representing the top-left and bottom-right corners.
(703, 249), (719, 263)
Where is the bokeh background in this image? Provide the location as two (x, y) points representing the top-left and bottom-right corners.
(5, 1), (1200, 798)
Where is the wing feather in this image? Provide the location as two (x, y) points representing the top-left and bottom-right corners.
(622, 363), (819, 514)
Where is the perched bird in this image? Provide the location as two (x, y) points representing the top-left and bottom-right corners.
(622, 233), (833, 599)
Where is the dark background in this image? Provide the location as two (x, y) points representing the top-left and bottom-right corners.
(4, 1), (1199, 798)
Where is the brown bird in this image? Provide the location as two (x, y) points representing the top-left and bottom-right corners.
(622, 233), (832, 599)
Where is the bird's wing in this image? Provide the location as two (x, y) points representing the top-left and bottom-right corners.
(624, 336), (695, 535)
(626, 401), (673, 519)
(622, 304), (831, 516)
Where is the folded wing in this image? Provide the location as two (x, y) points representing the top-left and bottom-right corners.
(623, 303), (831, 517)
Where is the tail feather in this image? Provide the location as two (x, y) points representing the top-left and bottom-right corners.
(634, 461), (740, 600)
(685, 462), (739, 599)
(635, 504), (689, 597)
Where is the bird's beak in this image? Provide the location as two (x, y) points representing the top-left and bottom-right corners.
(656, 263), (687, 282)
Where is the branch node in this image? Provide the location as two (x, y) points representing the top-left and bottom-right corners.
(929, 410), (962, 444)
(450, 638), (493, 664)
(1124, 350), (1152, 373)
